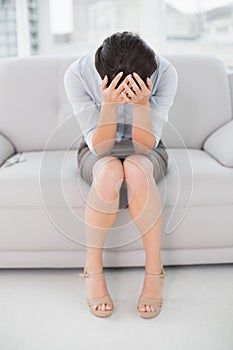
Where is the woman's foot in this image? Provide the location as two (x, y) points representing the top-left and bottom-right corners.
(138, 264), (164, 314)
(83, 264), (113, 312)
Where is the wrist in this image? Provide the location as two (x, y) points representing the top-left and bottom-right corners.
(102, 100), (120, 110)
(133, 101), (150, 109)
(100, 100), (118, 123)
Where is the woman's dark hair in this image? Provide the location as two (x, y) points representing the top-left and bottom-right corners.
(95, 31), (157, 89)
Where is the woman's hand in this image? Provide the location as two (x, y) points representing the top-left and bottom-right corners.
(121, 72), (153, 108)
(101, 72), (127, 105)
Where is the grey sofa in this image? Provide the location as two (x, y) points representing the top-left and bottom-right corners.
(0, 53), (233, 268)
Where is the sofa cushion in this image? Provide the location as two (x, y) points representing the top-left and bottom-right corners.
(164, 148), (233, 210)
(0, 132), (15, 166)
(0, 150), (85, 208)
(203, 120), (233, 167)
(0, 149), (233, 254)
(0, 56), (81, 153)
(0, 149), (232, 209)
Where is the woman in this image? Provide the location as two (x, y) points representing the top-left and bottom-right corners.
(64, 31), (178, 318)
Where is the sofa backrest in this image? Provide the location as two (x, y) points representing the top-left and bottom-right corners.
(161, 53), (232, 149)
(0, 54), (232, 152)
(0, 55), (79, 153)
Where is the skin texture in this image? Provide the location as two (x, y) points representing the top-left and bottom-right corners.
(84, 72), (164, 315)
(92, 72), (128, 156)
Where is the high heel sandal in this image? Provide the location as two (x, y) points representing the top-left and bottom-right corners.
(79, 268), (114, 318)
(137, 266), (165, 319)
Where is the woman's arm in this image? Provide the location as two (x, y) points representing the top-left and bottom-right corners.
(64, 67), (100, 156)
(92, 103), (118, 156)
(122, 67), (178, 154)
(121, 73), (156, 154)
(131, 102), (156, 154)
(64, 67), (127, 156)
(92, 72), (129, 156)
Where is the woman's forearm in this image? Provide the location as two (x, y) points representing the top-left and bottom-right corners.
(132, 103), (156, 154)
(92, 103), (118, 156)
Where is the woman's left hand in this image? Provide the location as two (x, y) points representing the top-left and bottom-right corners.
(121, 72), (153, 107)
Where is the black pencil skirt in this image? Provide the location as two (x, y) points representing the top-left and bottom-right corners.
(77, 136), (168, 210)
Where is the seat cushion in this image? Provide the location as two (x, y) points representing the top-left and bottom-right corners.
(0, 149), (232, 209)
(164, 148), (233, 208)
(0, 149), (233, 252)
(0, 150), (85, 208)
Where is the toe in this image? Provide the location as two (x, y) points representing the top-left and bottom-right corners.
(105, 303), (113, 310)
(139, 305), (146, 312)
(96, 303), (112, 311)
(100, 303), (106, 311)
(97, 304), (103, 311)
(139, 304), (156, 313)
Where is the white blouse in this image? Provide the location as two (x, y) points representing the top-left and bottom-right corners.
(64, 50), (178, 155)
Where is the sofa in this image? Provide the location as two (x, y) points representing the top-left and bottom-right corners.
(0, 53), (233, 268)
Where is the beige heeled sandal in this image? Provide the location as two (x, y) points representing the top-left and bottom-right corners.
(79, 269), (114, 318)
(137, 266), (165, 319)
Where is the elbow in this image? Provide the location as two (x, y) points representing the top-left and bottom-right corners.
(91, 125), (117, 156)
(93, 146), (109, 157)
(94, 148), (113, 157)
(92, 138), (115, 156)
(145, 135), (156, 152)
(132, 133), (156, 155)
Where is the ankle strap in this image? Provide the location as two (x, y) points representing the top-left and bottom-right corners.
(79, 270), (104, 278)
(145, 267), (165, 278)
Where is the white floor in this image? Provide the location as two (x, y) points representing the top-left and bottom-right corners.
(0, 263), (233, 350)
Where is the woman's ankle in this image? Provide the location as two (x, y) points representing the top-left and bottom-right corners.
(145, 258), (163, 274)
(85, 258), (103, 273)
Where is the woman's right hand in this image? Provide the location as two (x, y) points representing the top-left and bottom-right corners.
(101, 72), (127, 105)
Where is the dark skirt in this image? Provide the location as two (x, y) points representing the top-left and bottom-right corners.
(77, 136), (168, 210)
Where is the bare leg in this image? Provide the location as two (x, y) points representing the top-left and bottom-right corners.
(123, 155), (164, 314)
(84, 156), (124, 311)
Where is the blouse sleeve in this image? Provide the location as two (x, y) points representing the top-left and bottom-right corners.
(149, 63), (178, 147)
(63, 66), (99, 155)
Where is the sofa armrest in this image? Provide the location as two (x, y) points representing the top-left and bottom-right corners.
(228, 72), (233, 115)
(203, 120), (233, 167)
(0, 132), (16, 166)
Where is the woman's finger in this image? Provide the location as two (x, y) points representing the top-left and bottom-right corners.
(109, 71), (124, 90)
(146, 77), (153, 91)
(123, 82), (135, 98)
(132, 72), (147, 92)
(116, 80), (126, 94)
(121, 90), (130, 103)
(101, 75), (108, 91)
(127, 75), (140, 94)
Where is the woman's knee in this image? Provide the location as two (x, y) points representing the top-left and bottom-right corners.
(93, 157), (124, 194)
(123, 155), (154, 185)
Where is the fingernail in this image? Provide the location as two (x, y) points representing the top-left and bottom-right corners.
(119, 71), (123, 75)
